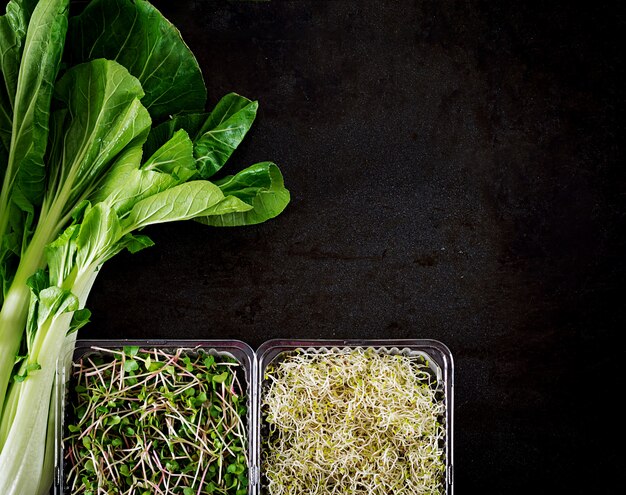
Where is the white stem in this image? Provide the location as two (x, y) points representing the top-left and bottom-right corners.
(0, 311), (70, 495)
(0, 284), (30, 413)
(0, 193), (70, 412)
(35, 372), (57, 495)
(0, 268), (97, 495)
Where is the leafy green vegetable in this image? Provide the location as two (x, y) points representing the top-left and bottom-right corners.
(6, 0), (67, 205)
(0, 0), (289, 493)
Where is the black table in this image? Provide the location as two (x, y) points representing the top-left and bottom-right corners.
(84, 1), (624, 493)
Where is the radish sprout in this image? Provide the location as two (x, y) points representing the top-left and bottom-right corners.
(64, 347), (248, 495)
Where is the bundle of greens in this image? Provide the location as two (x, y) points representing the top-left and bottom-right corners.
(66, 347), (248, 495)
(262, 349), (446, 495)
(0, 1), (288, 493)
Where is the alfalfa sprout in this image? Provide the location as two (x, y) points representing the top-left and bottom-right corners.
(262, 348), (446, 494)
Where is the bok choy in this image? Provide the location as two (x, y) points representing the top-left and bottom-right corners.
(0, 1), (289, 493)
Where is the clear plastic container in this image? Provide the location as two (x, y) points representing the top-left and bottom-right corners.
(256, 339), (454, 495)
(54, 339), (257, 495)
(56, 338), (453, 495)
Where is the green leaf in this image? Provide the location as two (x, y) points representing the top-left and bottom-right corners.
(3, 0), (68, 204)
(197, 162), (290, 226)
(123, 359), (138, 372)
(144, 113), (208, 159)
(45, 224), (79, 287)
(0, 1), (26, 150)
(11, 355), (37, 380)
(0, 143), (6, 199)
(67, 0), (206, 120)
(143, 93), (257, 179)
(51, 59), (152, 213)
(24, 282), (78, 354)
(212, 372), (229, 383)
(148, 360), (164, 372)
(43, 107), (67, 177)
(120, 181), (252, 233)
(0, 91), (11, 159)
(0, 0), (69, 284)
(25, 269), (49, 296)
(89, 146), (159, 211)
(90, 144), (182, 218)
(0, 0), (41, 150)
(120, 234), (155, 255)
(0, 186), (35, 291)
(35, 286), (78, 329)
(143, 129), (196, 181)
(107, 415), (121, 426)
(123, 346), (139, 357)
(68, 308), (90, 334)
(75, 203), (122, 271)
(194, 94), (258, 179)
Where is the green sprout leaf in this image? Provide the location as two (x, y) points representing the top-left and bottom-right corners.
(123, 359), (138, 373)
(123, 346), (139, 357)
(212, 371), (229, 384)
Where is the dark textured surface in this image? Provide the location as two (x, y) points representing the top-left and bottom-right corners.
(81, 1), (623, 493)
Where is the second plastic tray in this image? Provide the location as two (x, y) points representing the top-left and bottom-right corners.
(256, 339), (454, 494)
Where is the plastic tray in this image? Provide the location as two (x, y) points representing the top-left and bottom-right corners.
(54, 339), (257, 495)
(56, 338), (453, 494)
(256, 339), (454, 494)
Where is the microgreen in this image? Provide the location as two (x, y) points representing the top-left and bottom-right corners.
(65, 347), (248, 495)
(262, 348), (446, 495)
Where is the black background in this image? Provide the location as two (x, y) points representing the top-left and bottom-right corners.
(79, 1), (623, 493)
